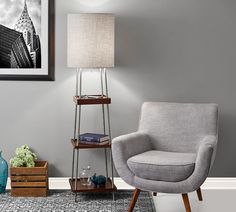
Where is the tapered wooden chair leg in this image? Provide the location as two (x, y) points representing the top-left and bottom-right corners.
(196, 187), (203, 201)
(182, 193), (191, 212)
(128, 188), (140, 212)
(153, 192), (157, 196)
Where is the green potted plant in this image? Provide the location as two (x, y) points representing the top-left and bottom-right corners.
(10, 145), (37, 167)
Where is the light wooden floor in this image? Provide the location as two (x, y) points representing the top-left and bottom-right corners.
(153, 189), (236, 212)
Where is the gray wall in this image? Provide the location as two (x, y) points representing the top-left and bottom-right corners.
(1, 0), (236, 177)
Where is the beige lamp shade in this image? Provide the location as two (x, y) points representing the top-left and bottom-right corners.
(67, 13), (115, 68)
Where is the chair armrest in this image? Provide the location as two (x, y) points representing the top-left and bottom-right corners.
(190, 135), (217, 190)
(197, 135), (217, 151)
(112, 132), (153, 182)
(196, 135), (217, 168)
(112, 131), (153, 161)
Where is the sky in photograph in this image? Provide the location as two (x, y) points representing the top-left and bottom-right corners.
(0, 0), (41, 37)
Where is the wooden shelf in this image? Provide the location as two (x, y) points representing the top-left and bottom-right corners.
(71, 139), (111, 149)
(74, 95), (111, 105)
(69, 178), (117, 193)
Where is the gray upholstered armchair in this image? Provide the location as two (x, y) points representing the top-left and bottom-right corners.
(112, 102), (218, 212)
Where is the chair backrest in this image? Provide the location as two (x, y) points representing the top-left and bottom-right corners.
(138, 102), (218, 153)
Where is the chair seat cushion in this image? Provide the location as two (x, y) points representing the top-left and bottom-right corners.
(127, 150), (196, 182)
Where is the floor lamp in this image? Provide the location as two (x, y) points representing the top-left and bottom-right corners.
(67, 13), (115, 201)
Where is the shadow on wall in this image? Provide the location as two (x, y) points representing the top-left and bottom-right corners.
(116, 16), (163, 71)
(113, 16), (165, 100)
(210, 112), (236, 176)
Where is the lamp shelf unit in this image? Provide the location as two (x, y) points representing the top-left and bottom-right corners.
(69, 178), (117, 193)
(70, 68), (116, 202)
(71, 139), (111, 149)
(73, 95), (111, 105)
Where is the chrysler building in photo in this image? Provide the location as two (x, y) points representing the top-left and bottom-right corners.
(14, 0), (41, 68)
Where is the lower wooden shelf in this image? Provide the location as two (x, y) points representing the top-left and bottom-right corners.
(69, 178), (117, 193)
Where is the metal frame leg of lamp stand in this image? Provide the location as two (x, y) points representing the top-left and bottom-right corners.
(104, 68), (115, 203)
(101, 68), (109, 180)
(75, 149), (79, 202)
(71, 69), (79, 182)
(74, 69), (83, 202)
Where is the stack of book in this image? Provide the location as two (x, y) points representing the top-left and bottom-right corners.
(79, 133), (109, 145)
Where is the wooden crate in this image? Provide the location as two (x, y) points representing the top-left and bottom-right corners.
(10, 161), (48, 197)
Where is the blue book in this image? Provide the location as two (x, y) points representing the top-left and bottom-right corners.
(79, 133), (109, 143)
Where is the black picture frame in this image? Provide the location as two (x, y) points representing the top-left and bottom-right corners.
(0, 0), (55, 81)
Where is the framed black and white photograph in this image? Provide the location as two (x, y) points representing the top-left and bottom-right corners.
(0, 0), (55, 81)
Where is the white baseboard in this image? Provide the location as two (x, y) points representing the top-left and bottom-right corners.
(6, 177), (236, 190)
(6, 177), (133, 190)
(201, 178), (236, 190)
